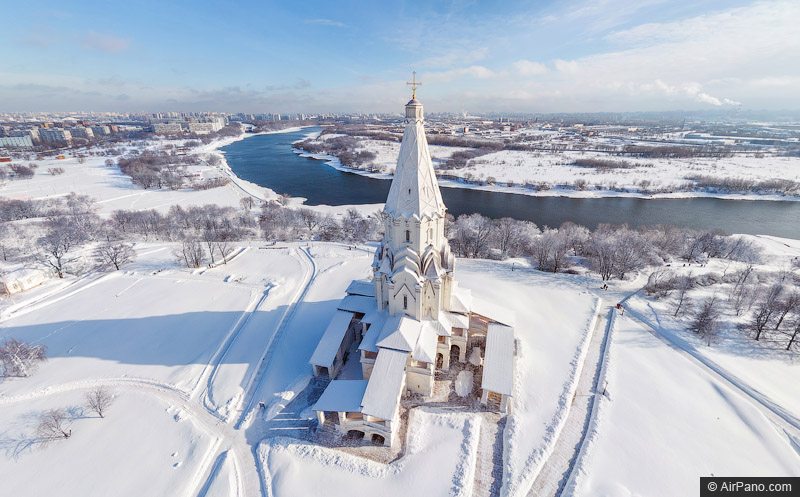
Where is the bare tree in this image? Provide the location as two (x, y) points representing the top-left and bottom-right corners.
(773, 290), (800, 330)
(689, 296), (721, 346)
(239, 196), (255, 211)
(751, 284), (783, 341)
(85, 387), (114, 418)
(178, 238), (206, 268)
(727, 264), (756, 316)
(213, 229), (239, 264)
(298, 208), (322, 237)
(94, 242), (136, 270)
(787, 315), (800, 352)
(36, 409), (72, 442)
(38, 225), (82, 278)
(0, 338), (47, 377)
(644, 270), (676, 298)
(673, 275), (694, 317)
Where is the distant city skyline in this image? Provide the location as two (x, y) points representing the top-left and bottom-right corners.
(1, 0), (798, 114)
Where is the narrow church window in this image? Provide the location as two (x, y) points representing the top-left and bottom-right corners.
(403, 295), (408, 310)
(405, 230), (410, 242)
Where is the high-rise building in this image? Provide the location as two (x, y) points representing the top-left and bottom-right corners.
(39, 128), (72, 146)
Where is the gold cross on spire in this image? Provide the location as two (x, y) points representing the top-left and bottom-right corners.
(406, 71), (421, 100)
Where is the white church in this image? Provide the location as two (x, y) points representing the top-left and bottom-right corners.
(309, 81), (516, 447)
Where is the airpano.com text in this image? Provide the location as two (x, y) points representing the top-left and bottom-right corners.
(701, 477), (799, 497)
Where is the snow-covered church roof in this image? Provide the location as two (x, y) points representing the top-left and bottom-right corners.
(383, 98), (446, 220)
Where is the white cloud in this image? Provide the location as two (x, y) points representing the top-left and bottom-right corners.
(513, 60), (548, 76)
(417, 47), (489, 69)
(424, 65), (496, 83)
(303, 18), (346, 28)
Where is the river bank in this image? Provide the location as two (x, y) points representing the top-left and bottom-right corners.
(217, 129), (800, 238)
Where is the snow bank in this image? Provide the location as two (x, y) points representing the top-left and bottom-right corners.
(260, 408), (481, 497)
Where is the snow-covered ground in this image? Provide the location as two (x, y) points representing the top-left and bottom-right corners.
(0, 130), (380, 218)
(439, 149), (800, 200)
(458, 260), (599, 497)
(0, 389), (216, 497)
(261, 409), (481, 497)
(571, 315), (800, 497)
(303, 134), (800, 201)
(2, 131), (799, 496)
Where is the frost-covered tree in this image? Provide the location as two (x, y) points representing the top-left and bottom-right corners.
(452, 213), (494, 259)
(0, 338), (47, 377)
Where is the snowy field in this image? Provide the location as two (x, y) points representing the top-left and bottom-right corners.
(0, 130), (377, 218)
(2, 237), (799, 496)
(440, 149), (800, 199)
(571, 315), (800, 497)
(0, 388), (216, 497)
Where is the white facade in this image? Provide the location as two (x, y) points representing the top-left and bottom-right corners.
(1, 268), (50, 295)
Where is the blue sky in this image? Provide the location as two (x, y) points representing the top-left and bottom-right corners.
(1, 0), (798, 113)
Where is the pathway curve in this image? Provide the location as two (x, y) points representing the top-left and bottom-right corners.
(0, 243), (323, 497)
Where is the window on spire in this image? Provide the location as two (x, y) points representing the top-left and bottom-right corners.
(403, 295), (408, 310)
(405, 230), (410, 242)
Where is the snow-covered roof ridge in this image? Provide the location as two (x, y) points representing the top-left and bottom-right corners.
(309, 310), (355, 369)
(361, 348), (408, 420)
(482, 323), (515, 396)
(313, 380), (369, 413)
(384, 98), (446, 219)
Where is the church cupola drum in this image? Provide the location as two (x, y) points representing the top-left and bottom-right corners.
(373, 73), (456, 321)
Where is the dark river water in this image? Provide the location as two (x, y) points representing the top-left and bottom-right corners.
(221, 128), (800, 238)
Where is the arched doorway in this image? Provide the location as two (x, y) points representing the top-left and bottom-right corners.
(371, 433), (386, 445)
(346, 430), (365, 440)
(436, 353), (444, 369)
(450, 344), (461, 365)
